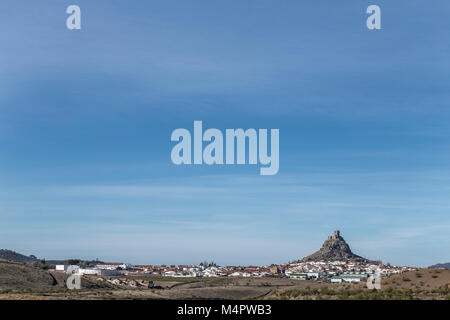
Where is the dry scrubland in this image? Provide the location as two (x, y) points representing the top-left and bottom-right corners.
(273, 269), (450, 300)
(1, 260), (450, 300)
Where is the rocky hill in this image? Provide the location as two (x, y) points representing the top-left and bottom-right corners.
(301, 230), (373, 263)
(429, 262), (450, 269)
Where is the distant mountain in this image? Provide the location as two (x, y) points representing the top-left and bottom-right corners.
(0, 249), (38, 263)
(301, 230), (377, 263)
(429, 262), (450, 269)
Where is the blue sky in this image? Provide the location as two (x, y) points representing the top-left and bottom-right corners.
(1, 0), (450, 267)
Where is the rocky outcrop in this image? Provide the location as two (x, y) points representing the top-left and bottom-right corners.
(301, 230), (371, 263)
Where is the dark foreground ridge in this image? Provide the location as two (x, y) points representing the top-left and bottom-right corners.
(301, 230), (374, 263)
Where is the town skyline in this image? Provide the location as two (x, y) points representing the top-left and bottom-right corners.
(1, 229), (444, 268)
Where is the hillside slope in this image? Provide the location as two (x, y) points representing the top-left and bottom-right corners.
(0, 259), (56, 290)
(0, 249), (37, 264)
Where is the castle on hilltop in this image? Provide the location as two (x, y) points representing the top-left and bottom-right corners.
(327, 230), (341, 241)
(301, 230), (375, 263)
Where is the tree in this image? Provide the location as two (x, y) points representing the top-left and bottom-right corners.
(208, 261), (217, 267)
(199, 260), (218, 267)
(68, 259), (80, 265)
